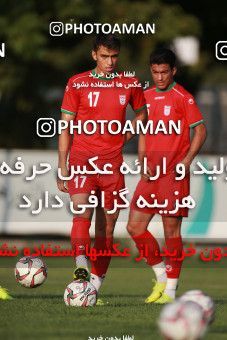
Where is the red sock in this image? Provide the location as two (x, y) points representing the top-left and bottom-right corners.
(165, 236), (183, 278)
(132, 230), (163, 266)
(71, 217), (91, 256)
(90, 236), (113, 277)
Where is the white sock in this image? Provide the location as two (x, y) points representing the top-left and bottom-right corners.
(152, 262), (167, 283)
(164, 278), (178, 299)
(76, 255), (88, 270)
(90, 273), (104, 292)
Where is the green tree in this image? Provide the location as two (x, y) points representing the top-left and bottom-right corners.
(0, 0), (201, 148)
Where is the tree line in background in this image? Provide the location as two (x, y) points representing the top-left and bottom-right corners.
(0, 0), (226, 148)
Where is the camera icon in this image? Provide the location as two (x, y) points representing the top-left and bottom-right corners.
(216, 41), (227, 60)
(37, 118), (56, 138)
(49, 22), (64, 36)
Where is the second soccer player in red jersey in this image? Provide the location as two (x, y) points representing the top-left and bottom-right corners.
(127, 48), (207, 304)
(57, 34), (147, 305)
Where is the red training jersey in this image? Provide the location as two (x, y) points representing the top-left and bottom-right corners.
(61, 70), (146, 164)
(144, 82), (204, 174)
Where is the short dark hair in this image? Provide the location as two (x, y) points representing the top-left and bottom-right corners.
(93, 33), (121, 52)
(149, 48), (176, 69)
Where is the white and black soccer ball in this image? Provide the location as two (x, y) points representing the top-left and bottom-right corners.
(15, 256), (47, 288)
(64, 280), (97, 307)
(179, 290), (215, 324)
(158, 300), (207, 340)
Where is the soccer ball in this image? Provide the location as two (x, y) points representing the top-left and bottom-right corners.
(158, 300), (207, 340)
(179, 290), (215, 324)
(15, 256), (47, 288)
(64, 280), (97, 307)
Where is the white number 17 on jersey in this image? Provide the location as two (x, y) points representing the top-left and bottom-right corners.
(74, 175), (86, 188)
(88, 91), (100, 107)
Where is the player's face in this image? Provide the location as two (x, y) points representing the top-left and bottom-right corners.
(92, 45), (119, 75)
(150, 64), (176, 90)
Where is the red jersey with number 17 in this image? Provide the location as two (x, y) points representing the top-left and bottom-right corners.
(144, 82), (204, 174)
(61, 70), (146, 164)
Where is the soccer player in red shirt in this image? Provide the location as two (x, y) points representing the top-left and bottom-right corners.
(127, 48), (207, 304)
(57, 34), (147, 304)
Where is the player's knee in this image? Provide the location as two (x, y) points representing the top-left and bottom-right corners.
(127, 223), (136, 236)
(165, 227), (181, 238)
(104, 213), (119, 230)
(72, 203), (92, 219)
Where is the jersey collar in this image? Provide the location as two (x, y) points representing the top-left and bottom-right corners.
(155, 81), (176, 92)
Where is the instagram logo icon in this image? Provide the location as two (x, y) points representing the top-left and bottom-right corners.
(216, 41), (227, 60)
(37, 118), (56, 137)
(49, 22), (64, 36)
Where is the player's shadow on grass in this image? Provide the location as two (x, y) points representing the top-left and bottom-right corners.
(103, 294), (145, 298)
(14, 293), (144, 299)
(214, 298), (227, 304)
(14, 294), (63, 299)
(209, 326), (227, 334)
(102, 294), (160, 307)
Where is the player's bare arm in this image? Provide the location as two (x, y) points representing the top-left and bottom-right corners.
(57, 112), (74, 192)
(138, 133), (152, 181)
(124, 107), (148, 143)
(181, 123), (207, 173)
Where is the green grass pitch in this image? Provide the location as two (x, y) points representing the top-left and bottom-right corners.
(0, 257), (227, 339)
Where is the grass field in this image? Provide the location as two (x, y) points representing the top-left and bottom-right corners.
(1, 256), (227, 340)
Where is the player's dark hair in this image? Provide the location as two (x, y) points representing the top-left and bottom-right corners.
(93, 34), (121, 52)
(149, 48), (176, 69)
